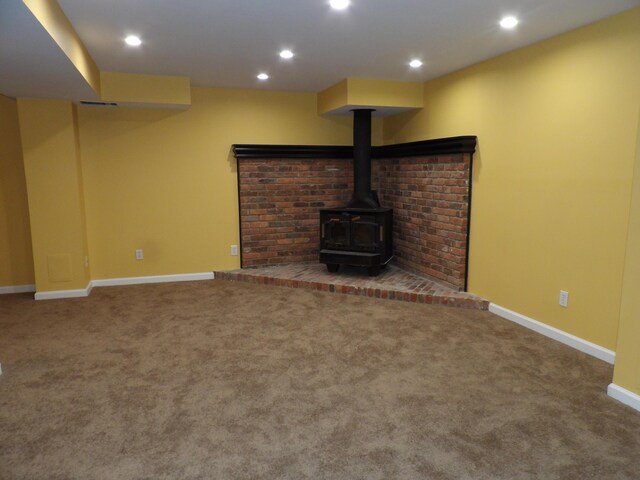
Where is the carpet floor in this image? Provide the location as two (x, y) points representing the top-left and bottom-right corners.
(0, 280), (639, 479)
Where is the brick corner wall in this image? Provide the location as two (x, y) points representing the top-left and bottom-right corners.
(373, 154), (471, 290)
(237, 153), (472, 291)
(238, 159), (352, 267)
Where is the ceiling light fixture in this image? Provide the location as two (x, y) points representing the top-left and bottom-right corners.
(329, 0), (350, 11)
(409, 59), (423, 69)
(279, 49), (294, 59)
(257, 73), (269, 80)
(499, 16), (519, 29)
(124, 35), (142, 47)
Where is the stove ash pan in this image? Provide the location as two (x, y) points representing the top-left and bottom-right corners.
(319, 207), (393, 276)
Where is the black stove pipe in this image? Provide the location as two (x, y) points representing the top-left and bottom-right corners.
(347, 108), (380, 209)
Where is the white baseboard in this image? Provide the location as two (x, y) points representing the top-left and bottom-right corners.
(91, 272), (214, 288)
(30, 272), (214, 301)
(0, 284), (36, 295)
(489, 303), (616, 364)
(608, 384), (640, 412)
(35, 282), (93, 300)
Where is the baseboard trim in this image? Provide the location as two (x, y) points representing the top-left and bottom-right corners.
(608, 384), (640, 412)
(35, 282), (93, 300)
(91, 272), (215, 287)
(0, 284), (36, 295)
(29, 273), (214, 301)
(489, 303), (615, 364)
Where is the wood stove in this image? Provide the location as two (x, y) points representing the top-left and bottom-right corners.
(319, 109), (393, 276)
(320, 207), (392, 276)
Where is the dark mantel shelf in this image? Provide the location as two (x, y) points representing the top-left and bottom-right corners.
(232, 136), (477, 160)
(232, 145), (352, 159)
(375, 136), (477, 158)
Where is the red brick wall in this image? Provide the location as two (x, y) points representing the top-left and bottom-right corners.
(372, 154), (471, 289)
(237, 154), (471, 290)
(238, 159), (353, 266)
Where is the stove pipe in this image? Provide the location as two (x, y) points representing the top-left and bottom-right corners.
(347, 109), (380, 209)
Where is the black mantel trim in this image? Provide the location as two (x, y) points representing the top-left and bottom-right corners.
(232, 145), (352, 159)
(232, 136), (477, 159)
(374, 135), (477, 158)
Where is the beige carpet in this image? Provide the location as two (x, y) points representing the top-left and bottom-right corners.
(0, 280), (639, 479)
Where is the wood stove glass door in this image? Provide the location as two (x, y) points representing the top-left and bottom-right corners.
(351, 215), (377, 252)
(323, 216), (350, 250)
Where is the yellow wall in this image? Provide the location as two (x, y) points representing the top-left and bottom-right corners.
(78, 87), (370, 279)
(0, 95), (34, 287)
(384, 8), (640, 350)
(317, 79), (349, 115)
(100, 72), (191, 108)
(317, 78), (423, 115)
(347, 78), (423, 110)
(613, 110), (640, 395)
(17, 98), (91, 292)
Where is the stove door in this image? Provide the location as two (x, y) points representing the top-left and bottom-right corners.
(322, 215), (350, 250)
(351, 215), (377, 252)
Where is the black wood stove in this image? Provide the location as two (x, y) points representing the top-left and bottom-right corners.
(319, 109), (393, 276)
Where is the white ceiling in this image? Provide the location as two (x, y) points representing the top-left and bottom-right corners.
(0, 1), (99, 101)
(2, 0), (639, 101)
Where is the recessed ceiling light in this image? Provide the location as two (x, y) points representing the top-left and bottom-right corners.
(257, 73), (269, 80)
(409, 59), (423, 69)
(329, 0), (350, 10)
(500, 16), (519, 29)
(279, 49), (294, 59)
(124, 35), (142, 47)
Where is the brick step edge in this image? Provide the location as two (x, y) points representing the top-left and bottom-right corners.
(214, 271), (489, 310)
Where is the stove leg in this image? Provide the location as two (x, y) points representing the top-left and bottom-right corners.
(326, 264), (339, 273)
(367, 266), (380, 276)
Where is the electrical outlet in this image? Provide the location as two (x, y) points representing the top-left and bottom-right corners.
(135, 249), (144, 260)
(559, 290), (569, 308)
(230, 245), (238, 256)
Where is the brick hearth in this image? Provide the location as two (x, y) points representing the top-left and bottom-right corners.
(215, 262), (488, 310)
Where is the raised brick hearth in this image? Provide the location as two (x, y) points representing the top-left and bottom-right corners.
(234, 137), (475, 291)
(215, 263), (488, 310)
